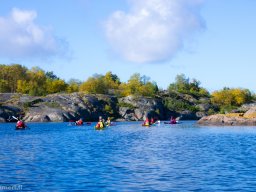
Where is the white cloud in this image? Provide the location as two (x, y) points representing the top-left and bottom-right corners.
(0, 8), (69, 60)
(104, 0), (205, 63)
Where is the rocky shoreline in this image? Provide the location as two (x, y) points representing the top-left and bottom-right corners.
(0, 92), (211, 123)
(197, 106), (256, 126)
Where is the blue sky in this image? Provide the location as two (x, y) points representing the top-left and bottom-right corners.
(0, 0), (256, 92)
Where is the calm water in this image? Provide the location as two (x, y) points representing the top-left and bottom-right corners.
(1, 121), (256, 191)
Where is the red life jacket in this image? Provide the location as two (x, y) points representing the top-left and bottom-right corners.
(17, 121), (25, 128)
(76, 120), (83, 125)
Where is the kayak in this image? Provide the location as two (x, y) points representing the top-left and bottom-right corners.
(106, 123), (116, 127)
(95, 126), (105, 130)
(72, 122), (91, 126)
(15, 126), (26, 130)
(164, 121), (179, 124)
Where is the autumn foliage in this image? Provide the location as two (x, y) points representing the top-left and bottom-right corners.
(0, 64), (255, 114)
(211, 88), (253, 107)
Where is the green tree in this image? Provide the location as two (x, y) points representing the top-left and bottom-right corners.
(46, 71), (59, 80)
(168, 74), (209, 97)
(17, 67), (47, 96)
(0, 64), (27, 93)
(103, 71), (121, 93)
(46, 79), (67, 94)
(80, 76), (108, 94)
(0, 80), (9, 92)
(119, 73), (158, 97)
(66, 79), (81, 93)
(211, 88), (253, 112)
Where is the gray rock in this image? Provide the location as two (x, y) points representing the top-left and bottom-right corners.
(118, 96), (164, 121)
(244, 107), (256, 118)
(179, 110), (199, 120)
(196, 103), (211, 111)
(0, 105), (22, 122)
(0, 93), (21, 103)
(0, 92), (215, 122)
(197, 114), (256, 126)
(239, 103), (256, 112)
(0, 117), (6, 122)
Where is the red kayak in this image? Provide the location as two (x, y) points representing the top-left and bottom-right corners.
(75, 122), (92, 126)
(15, 125), (26, 130)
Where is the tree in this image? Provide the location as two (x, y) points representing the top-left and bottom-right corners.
(211, 88), (253, 109)
(168, 74), (209, 97)
(66, 79), (81, 93)
(0, 80), (9, 92)
(46, 79), (67, 94)
(119, 73), (158, 97)
(17, 67), (47, 96)
(0, 64), (27, 93)
(46, 71), (59, 80)
(79, 76), (108, 94)
(104, 71), (121, 92)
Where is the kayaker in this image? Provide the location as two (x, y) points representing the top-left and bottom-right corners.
(16, 119), (26, 129)
(170, 116), (177, 124)
(142, 117), (150, 126)
(96, 119), (104, 129)
(75, 118), (83, 126)
(99, 116), (105, 124)
(150, 117), (155, 125)
(106, 117), (111, 126)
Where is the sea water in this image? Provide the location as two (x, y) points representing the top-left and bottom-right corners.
(1, 121), (256, 191)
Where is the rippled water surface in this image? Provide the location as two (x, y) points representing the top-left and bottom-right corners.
(1, 121), (256, 191)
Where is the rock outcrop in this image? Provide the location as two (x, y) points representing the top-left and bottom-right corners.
(197, 114), (256, 126)
(22, 93), (119, 122)
(118, 96), (165, 121)
(0, 92), (215, 122)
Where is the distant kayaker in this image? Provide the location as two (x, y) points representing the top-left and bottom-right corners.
(16, 119), (26, 129)
(170, 116), (177, 124)
(99, 116), (105, 124)
(150, 117), (155, 125)
(75, 118), (83, 126)
(106, 117), (111, 126)
(142, 117), (150, 126)
(96, 118), (104, 129)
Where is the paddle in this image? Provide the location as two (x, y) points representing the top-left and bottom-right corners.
(12, 116), (18, 121)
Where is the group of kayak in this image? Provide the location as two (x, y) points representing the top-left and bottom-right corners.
(95, 116), (113, 130)
(73, 116), (113, 130)
(142, 116), (177, 127)
(14, 115), (177, 130)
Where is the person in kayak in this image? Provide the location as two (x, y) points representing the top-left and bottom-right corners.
(150, 117), (155, 125)
(95, 118), (105, 129)
(75, 118), (83, 126)
(106, 117), (111, 126)
(142, 117), (150, 126)
(170, 116), (177, 124)
(16, 119), (26, 129)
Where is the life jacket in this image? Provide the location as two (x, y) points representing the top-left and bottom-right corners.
(106, 120), (111, 126)
(170, 117), (176, 124)
(96, 121), (104, 128)
(144, 118), (150, 126)
(150, 118), (155, 124)
(76, 120), (83, 125)
(16, 120), (25, 128)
